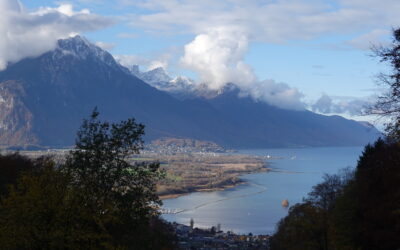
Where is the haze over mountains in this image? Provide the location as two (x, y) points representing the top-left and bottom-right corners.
(0, 36), (380, 148)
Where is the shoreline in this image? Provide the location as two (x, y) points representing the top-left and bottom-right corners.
(159, 167), (270, 200)
(159, 182), (246, 200)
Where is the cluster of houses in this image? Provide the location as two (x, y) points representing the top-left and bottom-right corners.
(171, 222), (271, 249)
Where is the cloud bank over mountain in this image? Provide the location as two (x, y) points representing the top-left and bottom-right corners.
(180, 26), (304, 110)
(124, 0), (400, 110)
(181, 27), (254, 90)
(4, 0), (393, 112)
(0, 0), (113, 70)
(0, 35), (381, 147)
(311, 94), (374, 116)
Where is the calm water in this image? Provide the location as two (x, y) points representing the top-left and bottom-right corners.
(162, 147), (364, 235)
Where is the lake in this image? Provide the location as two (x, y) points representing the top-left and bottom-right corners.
(162, 146), (364, 235)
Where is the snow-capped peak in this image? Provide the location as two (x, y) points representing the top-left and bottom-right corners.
(171, 76), (195, 86)
(54, 35), (120, 69)
(141, 67), (172, 84)
(126, 65), (197, 97)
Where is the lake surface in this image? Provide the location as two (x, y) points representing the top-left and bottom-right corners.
(162, 147), (364, 235)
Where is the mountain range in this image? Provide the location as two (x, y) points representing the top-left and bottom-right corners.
(0, 36), (380, 148)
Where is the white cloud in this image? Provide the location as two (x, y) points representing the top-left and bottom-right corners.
(34, 4), (90, 17)
(95, 41), (116, 50)
(310, 93), (386, 128)
(180, 26), (303, 110)
(347, 29), (391, 50)
(126, 0), (400, 45)
(181, 26), (254, 90)
(120, 0), (400, 110)
(243, 80), (305, 110)
(311, 94), (374, 116)
(147, 60), (168, 71)
(0, 0), (113, 70)
(115, 53), (171, 71)
(114, 54), (150, 68)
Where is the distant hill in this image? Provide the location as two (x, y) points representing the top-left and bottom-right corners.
(0, 36), (380, 148)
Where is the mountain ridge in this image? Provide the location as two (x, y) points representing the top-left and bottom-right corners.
(0, 36), (380, 148)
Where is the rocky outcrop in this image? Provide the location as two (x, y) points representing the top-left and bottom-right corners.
(0, 81), (37, 146)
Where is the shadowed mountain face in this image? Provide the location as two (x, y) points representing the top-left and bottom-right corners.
(0, 36), (380, 148)
(204, 89), (380, 147)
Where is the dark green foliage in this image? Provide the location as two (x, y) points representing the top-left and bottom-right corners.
(62, 109), (173, 249)
(270, 139), (400, 250)
(270, 173), (351, 250)
(0, 153), (35, 196)
(0, 110), (175, 249)
(331, 139), (400, 250)
(270, 203), (326, 250)
(345, 139), (400, 250)
(0, 160), (114, 249)
(63, 109), (163, 220)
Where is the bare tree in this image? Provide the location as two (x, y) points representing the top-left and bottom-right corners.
(371, 28), (400, 140)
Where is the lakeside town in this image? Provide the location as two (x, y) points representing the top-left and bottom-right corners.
(171, 222), (271, 249)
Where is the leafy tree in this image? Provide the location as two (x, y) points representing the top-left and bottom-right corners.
(270, 203), (326, 250)
(0, 110), (175, 249)
(0, 152), (35, 196)
(306, 171), (351, 211)
(0, 157), (114, 249)
(270, 140), (400, 250)
(63, 109), (170, 248)
(337, 139), (400, 250)
(329, 181), (360, 250)
(270, 172), (350, 250)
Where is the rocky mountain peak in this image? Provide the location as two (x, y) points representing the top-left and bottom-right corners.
(126, 65), (197, 96)
(142, 67), (172, 84)
(53, 35), (121, 70)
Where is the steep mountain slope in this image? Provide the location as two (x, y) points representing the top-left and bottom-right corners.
(0, 36), (380, 148)
(0, 36), (222, 147)
(204, 89), (379, 147)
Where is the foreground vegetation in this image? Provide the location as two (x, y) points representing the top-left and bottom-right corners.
(0, 110), (175, 249)
(269, 138), (400, 250)
(4, 150), (268, 200)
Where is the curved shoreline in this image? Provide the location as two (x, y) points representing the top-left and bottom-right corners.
(159, 167), (270, 200)
(159, 182), (246, 200)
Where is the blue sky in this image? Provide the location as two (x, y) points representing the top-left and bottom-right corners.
(6, 0), (400, 119)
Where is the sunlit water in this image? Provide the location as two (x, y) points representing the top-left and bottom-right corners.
(162, 147), (364, 235)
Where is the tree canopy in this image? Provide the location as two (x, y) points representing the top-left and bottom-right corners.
(270, 139), (400, 250)
(0, 110), (175, 249)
